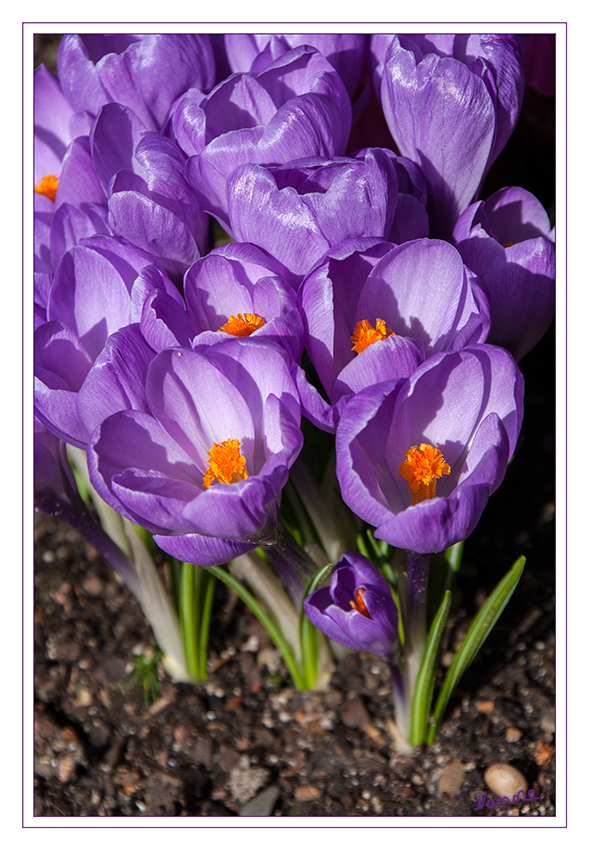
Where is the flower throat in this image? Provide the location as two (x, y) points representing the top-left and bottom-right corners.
(398, 443), (451, 505)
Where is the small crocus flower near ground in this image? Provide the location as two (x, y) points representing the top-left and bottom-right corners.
(378, 34), (524, 238)
(87, 337), (303, 567)
(226, 150), (399, 287)
(335, 344), (524, 554)
(304, 553), (409, 741)
(297, 236), (491, 431)
(453, 186), (555, 361)
(304, 552), (399, 661)
(175, 46), (352, 230)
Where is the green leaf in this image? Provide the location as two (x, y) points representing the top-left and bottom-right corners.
(197, 569), (216, 681)
(426, 555), (526, 745)
(299, 562), (333, 689)
(203, 564), (306, 690)
(410, 590), (452, 746)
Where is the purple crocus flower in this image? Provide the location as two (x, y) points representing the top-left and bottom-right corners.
(90, 103), (209, 280)
(87, 337), (303, 567)
(453, 186), (555, 360)
(378, 34), (524, 238)
(304, 552), (399, 661)
(56, 34), (216, 132)
(226, 149), (399, 287)
(175, 46), (352, 230)
(34, 65), (109, 271)
(34, 236), (179, 447)
(335, 345), (524, 554)
(183, 242), (304, 361)
(297, 237), (491, 431)
(34, 65), (74, 200)
(224, 33), (368, 98)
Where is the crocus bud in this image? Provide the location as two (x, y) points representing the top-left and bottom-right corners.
(304, 553), (399, 661)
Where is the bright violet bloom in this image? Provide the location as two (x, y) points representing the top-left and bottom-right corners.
(183, 242), (304, 361)
(297, 237), (491, 431)
(34, 237), (179, 447)
(56, 34), (216, 131)
(87, 338), (303, 566)
(378, 34), (524, 238)
(34, 65), (109, 272)
(227, 150), (399, 287)
(453, 187), (555, 361)
(34, 65), (75, 205)
(304, 553), (399, 661)
(90, 103), (208, 280)
(351, 147), (430, 244)
(175, 46), (352, 230)
(335, 345), (524, 554)
(224, 33), (368, 98)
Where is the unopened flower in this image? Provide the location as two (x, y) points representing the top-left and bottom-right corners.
(304, 552), (399, 661)
(378, 34), (524, 237)
(57, 34), (216, 131)
(226, 149), (399, 286)
(453, 187), (555, 360)
(176, 46), (352, 230)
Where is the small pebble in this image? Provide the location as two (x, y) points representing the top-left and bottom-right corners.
(57, 754), (76, 783)
(438, 760), (466, 797)
(295, 785), (322, 801)
(540, 709), (555, 735)
(239, 785), (280, 817)
(475, 699), (494, 714)
(505, 727), (523, 743)
(484, 763), (528, 797)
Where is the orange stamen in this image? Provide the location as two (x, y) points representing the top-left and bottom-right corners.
(503, 242), (517, 248)
(34, 174), (59, 203)
(350, 318), (395, 354)
(398, 443), (451, 506)
(219, 313), (266, 337)
(350, 587), (371, 618)
(202, 439), (249, 489)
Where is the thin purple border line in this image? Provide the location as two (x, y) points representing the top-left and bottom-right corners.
(25, 21), (565, 828)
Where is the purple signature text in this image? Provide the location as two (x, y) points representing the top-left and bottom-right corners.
(473, 788), (540, 811)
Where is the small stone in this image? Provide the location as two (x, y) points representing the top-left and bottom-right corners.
(437, 760), (466, 797)
(475, 699), (494, 714)
(484, 763), (528, 798)
(73, 687), (93, 707)
(57, 754), (76, 783)
(540, 708), (555, 735)
(294, 785), (322, 801)
(239, 785), (280, 817)
(82, 575), (104, 596)
(339, 696), (371, 729)
(229, 758), (270, 804)
(505, 727), (523, 743)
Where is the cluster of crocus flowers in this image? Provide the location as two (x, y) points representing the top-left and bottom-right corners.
(33, 30), (554, 750)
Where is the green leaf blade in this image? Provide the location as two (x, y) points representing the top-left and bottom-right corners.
(410, 590), (452, 746)
(427, 555), (526, 745)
